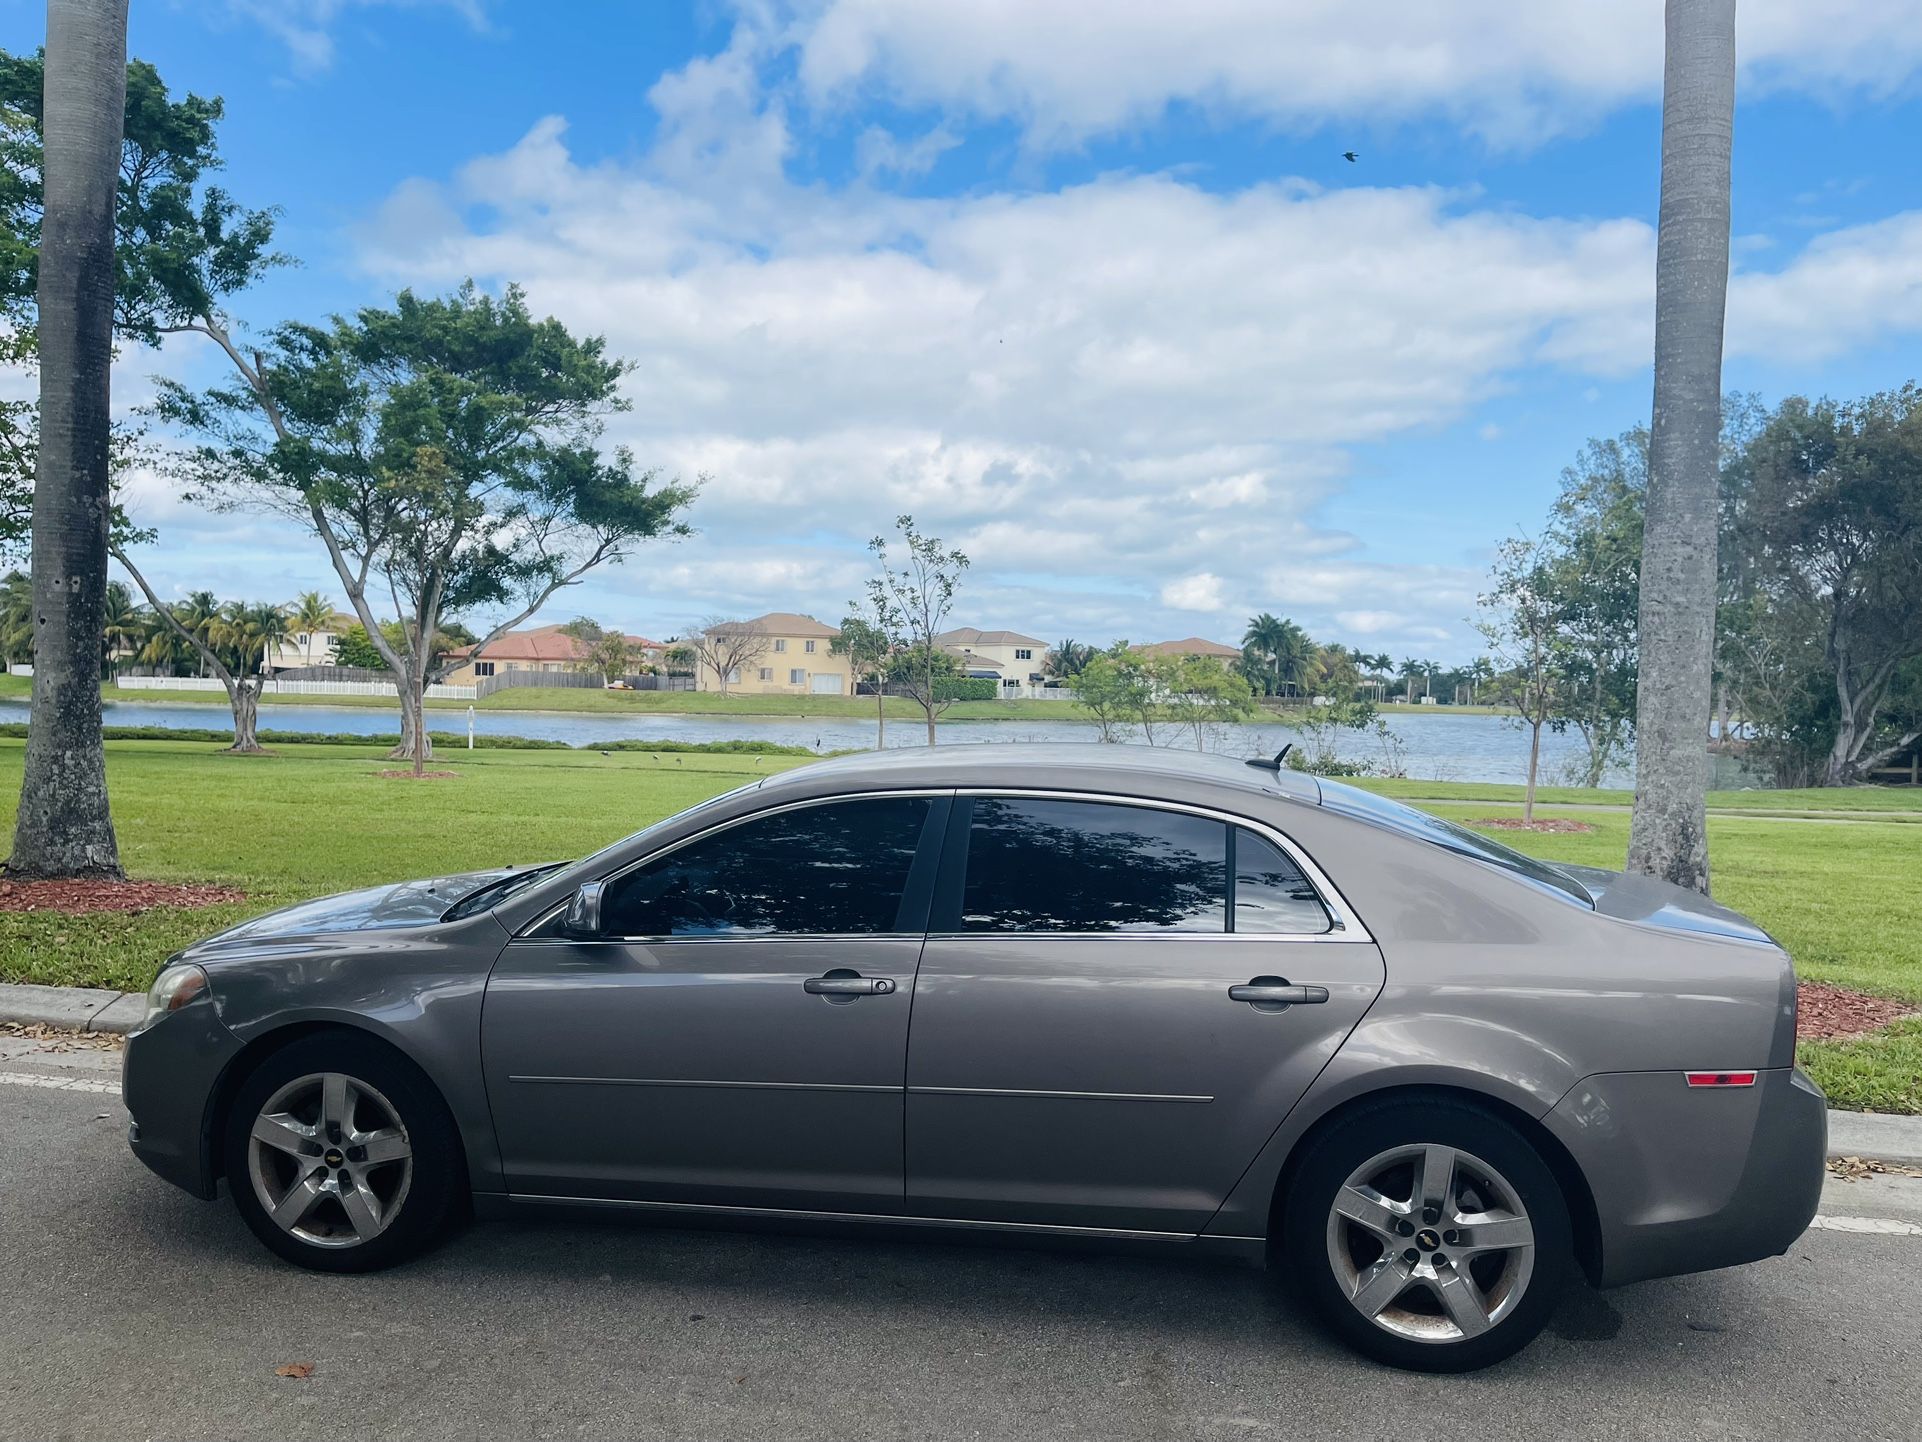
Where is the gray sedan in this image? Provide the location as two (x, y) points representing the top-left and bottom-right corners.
(122, 745), (1824, 1371)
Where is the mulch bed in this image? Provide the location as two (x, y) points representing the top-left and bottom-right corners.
(1468, 817), (1597, 834)
(0, 879), (246, 915)
(376, 770), (460, 780)
(1797, 981), (1920, 1042)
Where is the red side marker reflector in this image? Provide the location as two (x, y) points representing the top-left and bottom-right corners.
(1685, 1071), (1757, 1088)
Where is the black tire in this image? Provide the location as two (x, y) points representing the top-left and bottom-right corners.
(222, 1031), (463, 1273)
(1281, 1096), (1571, 1372)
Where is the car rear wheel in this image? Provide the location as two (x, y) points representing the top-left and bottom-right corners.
(1283, 1098), (1571, 1371)
(223, 1033), (462, 1272)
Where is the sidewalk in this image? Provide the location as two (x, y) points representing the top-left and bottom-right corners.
(4, 978), (1921, 1164)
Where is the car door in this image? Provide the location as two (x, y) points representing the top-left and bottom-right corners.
(483, 793), (947, 1214)
(904, 793), (1383, 1235)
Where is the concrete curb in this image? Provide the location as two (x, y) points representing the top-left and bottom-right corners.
(0, 982), (143, 1035)
(2, 981), (1921, 1160)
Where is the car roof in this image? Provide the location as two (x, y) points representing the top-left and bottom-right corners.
(756, 743), (1324, 806)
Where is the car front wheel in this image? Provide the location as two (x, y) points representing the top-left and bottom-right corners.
(223, 1033), (462, 1272)
(1283, 1098), (1571, 1371)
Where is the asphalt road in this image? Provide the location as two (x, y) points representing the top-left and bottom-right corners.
(4, 1044), (1920, 1442)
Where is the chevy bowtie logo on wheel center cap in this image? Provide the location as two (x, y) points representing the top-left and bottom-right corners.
(324, 1148), (345, 1167)
(1416, 1228), (1441, 1251)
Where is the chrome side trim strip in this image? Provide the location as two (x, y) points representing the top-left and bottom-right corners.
(507, 1075), (900, 1095)
(909, 1084), (1213, 1104)
(505, 1193), (1199, 1242)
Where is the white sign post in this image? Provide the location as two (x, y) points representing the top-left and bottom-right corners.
(467, 705), (476, 750)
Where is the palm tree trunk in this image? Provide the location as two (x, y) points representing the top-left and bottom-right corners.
(8, 0), (129, 880)
(1626, 0), (1733, 896)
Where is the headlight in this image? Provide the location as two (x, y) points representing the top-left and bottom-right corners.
(141, 964), (210, 1030)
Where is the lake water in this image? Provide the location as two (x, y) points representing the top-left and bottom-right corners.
(0, 696), (1642, 788)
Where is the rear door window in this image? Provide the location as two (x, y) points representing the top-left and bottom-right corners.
(956, 797), (1229, 933)
(1231, 827), (1332, 934)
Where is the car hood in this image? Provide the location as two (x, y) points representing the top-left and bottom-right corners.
(1561, 864), (1775, 946)
(185, 868), (534, 952)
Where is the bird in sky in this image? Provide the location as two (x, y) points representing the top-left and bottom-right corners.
(1342, 150), (1359, 163)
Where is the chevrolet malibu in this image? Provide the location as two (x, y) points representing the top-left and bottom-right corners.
(123, 745), (1825, 1371)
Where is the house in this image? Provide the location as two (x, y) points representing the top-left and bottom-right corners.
(1133, 637), (1244, 663)
(936, 627), (1050, 692)
(694, 612), (853, 696)
(440, 623), (663, 686)
(261, 612), (357, 673)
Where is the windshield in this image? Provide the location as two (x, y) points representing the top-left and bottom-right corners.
(1316, 780), (1595, 907)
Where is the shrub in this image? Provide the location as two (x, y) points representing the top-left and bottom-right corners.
(932, 676), (998, 702)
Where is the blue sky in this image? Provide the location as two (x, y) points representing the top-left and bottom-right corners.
(7, 0), (1921, 661)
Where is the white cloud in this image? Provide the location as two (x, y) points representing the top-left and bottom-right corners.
(796, 0), (1922, 148)
(1726, 211), (1922, 363)
(1160, 573), (1227, 612)
(343, 92), (1922, 655)
(226, 0), (489, 71)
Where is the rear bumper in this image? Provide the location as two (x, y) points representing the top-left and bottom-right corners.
(1544, 1066), (1827, 1288)
(122, 993), (244, 1200)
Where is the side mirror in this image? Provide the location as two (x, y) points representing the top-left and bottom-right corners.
(562, 880), (606, 938)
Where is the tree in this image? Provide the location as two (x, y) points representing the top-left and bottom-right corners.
(289, 589), (333, 645)
(1538, 432), (1645, 786)
(686, 615), (769, 696)
(1151, 654), (1257, 750)
(156, 283), (695, 776)
(3, 38), (280, 871)
(833, 611), (893, 749)
(1480, 537), (1565, 823)
(1073, 645), (1150, 743)
(7, 1), (130, 879)
(112, 562), (280, 751)
(1627, 0), (1736, 894)
(1738, 387), (1922, 784)
(1044, 638), (1093, 679)
(865, 515), (968, 745)
(1242, 613), (1314, 698)
(560, 617), (638, 685)
(0, 569), (31, 665)
(99, 577), (137, 676)
(331, 623), (386, 671)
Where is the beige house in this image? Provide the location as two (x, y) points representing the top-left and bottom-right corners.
(1133, 636), (1244, 663)
(262, 612), (357, 673)
(694, 612), (853, 696)
(936, 627), (1050, 692)
(440, 623), (663, 687)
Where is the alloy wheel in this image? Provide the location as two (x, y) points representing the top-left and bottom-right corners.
(1323, 1142), (1536, 1344)
(246, 1072), (414, 1249)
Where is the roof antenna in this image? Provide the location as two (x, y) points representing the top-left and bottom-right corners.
(1246, 744), (1292, 773)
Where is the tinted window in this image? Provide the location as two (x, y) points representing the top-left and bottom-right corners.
(1232, 828), (1331, 934)
(603, 797), (933, 936)
(959, 798), (1227, 932)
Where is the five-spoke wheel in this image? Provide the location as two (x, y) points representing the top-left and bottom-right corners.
(1285, 1098), (1570, 1371)
(247, 1072), (415, 1248)
(224, 1033), (460, 1272)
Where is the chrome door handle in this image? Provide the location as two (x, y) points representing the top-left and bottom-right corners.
(1229, 980), (1329, 1008)
(804, 973), (896, 996)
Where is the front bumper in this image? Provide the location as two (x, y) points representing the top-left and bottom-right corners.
(122, 992), (245, 1200)
(1544, 1066), (1827, 1288)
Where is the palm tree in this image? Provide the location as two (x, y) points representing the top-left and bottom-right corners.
(10, 0), (132, 880)
(209, 599), (288, 677)
(1396, 657), (1424, 704)
(1242, 614), (1287, 696)
(175, 589), (219, 675)
(1628, 0), (1734, 896)
(0, 570), (32, 667)
(100, 580), (140, 678)
(1045, 639), (1094, 679)
(137, 605), (193, 675)
(288, 590), (333, 665)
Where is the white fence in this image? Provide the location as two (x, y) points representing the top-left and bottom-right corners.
(117, 675), (479, 700)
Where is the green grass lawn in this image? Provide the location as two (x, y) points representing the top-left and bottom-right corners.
(0, 736), (1913, 1110)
